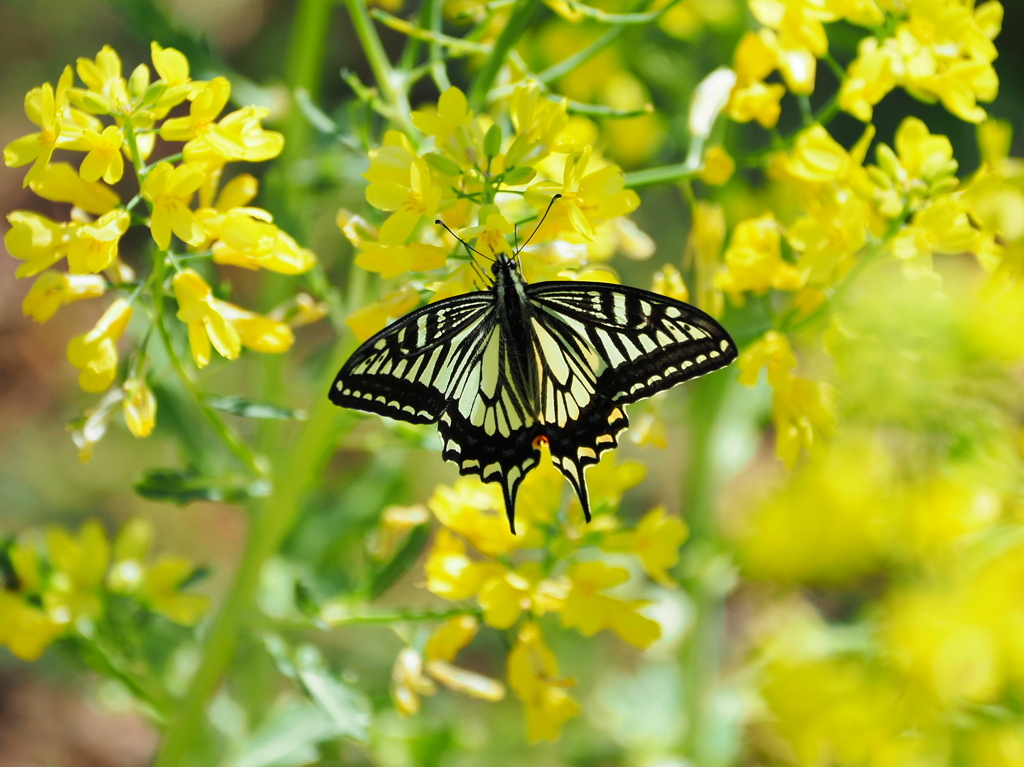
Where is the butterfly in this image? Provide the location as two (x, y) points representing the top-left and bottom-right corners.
(330, 199), (737, 533)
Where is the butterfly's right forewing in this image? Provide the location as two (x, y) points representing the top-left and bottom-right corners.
(330, 292), (495, 424)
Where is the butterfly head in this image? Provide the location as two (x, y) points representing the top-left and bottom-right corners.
(491, 252), (518, 276)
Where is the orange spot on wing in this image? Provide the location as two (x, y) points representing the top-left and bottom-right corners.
(533, 435), (549, 448)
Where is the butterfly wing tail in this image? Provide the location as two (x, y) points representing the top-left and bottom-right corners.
(547, 398), (629, 525)
(438, 408), (541, 535)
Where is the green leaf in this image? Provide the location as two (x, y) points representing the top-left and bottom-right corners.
(423, 151), (462, 177)
(368, 523), (431, 599)
(484, 123), (503, 158)
(206, 395), (306, 421)
(294, 87), (338, 134)
(260, 635), (371, 744)
(228, 702), (346, 767)
(294, 645), (371, 743)
(133, 468), (272, 505)
(503, 166), (536, 186)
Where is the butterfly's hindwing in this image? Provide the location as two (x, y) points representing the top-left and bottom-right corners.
(545, 394), (629, 522)
(329, 292), (495, 423)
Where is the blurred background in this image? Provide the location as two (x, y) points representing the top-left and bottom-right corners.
(3, 0), (1024, 765)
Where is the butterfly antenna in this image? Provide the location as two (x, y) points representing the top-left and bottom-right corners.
(513, 223), (522, 270)
(435, 219), (494, 263)
(516, 194), (562, 254)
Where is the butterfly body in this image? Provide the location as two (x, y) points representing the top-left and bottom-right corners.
(330, 253), (737, 533)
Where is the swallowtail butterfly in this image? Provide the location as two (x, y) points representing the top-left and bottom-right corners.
(330, 200), (737, 533)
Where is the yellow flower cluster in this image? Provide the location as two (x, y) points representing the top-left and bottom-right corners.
(378, 454), (686, 741)
(0, 518), (208, 661)
(339, 82), (643, 339)
(711, 0), (1007, 467)
(4, 44), (321, 456)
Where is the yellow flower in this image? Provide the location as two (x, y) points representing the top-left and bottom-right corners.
(149, 42), (195, 112)
(559, 561), (661, 648)
(172, 269), (293, 368)
(700, 145), (735, 185)
(527, 147), (640, 241)
(507, 622), (581, 743)
(22, 271), (106, 323)
(429, 477), (528, 556)
(141, 162), (207, 249)
(3, 65), (73, 186)
(78, 125), (125, 184)
(123, 372), (156, 438)
(140, 558), (210, 624)
(891, 194), (980, 277)
(66, 209), (130, 274)
(739, 331), (835, 467)
(369, 504), (430, 561)
(44, 520), (109, 627)
(728, 79), (786, 128)
(209, 211), (316, 275)
(603, 506), (689, 587)
(424, 615), (479, 663)
(651, 264), (689, 303)
(182, 105), (283, 164)
(345, 285), (421, 341)
(29, 162), (120, 215)
(159, 77), (241, 155)
(734, 436), (892, 584)
(459, 204), (515, 257)
(506, 82), (568, 169)
(66, 298), (133, 393)
(477, 561), (566, 629)
(413, 86), (474, 144)
(364, 139), (443, 245)
(74, 45), (129, 114)
(716, 213), (803, 300)
(423, 529), (503, 601)
(107, 518), (210, 624)
(4, 211), (73, 278)
(839, 37), (898, 122)
(392, 648), (438, 715)
(0, 592), (64, 661)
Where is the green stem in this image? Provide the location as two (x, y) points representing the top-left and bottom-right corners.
(151, 340), (356, 767)
(679, 371), (732, 766)
(344, 0), (414, 130)
(468, 0), (543, 111)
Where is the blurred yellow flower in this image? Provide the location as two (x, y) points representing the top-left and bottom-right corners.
(651, 264), (689, 303)
(3, 65), (73, 186)
(560, 561), (660, 648)
(66, 298), (132, 393)
(0, 592), (64, 661)
(22, 271), (105, 323)
(66, 208), (130, 274)
(700, 146), (735, 186)
(345, 285), (421, 341)
(5, 211), (73, 279)
(44, 520), (110, 626)
(717, 213), (802, 300)
(29, 162), (120, 215)
(604, 506), (688, 587)
(507, 622), (581, 743)
(122, 371), (156, 438)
